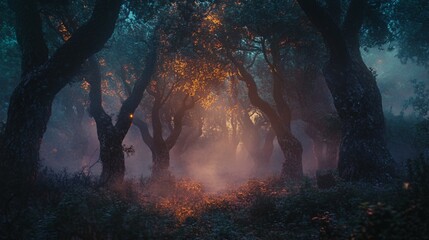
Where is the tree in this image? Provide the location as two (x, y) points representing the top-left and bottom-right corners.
(38, 10), (93, 166)
(77, 6), (161, 185)
(238, 104), (275, 169)
(133, 51), (226, 178)
(228, 53), (303, 180)
(170, 110), (204, 159)
(393, 0), (429, 66)
(392, 0), (429, 157)
(0, 0), (122, 205)
(405, 80), (429, 153)
(225, 0), (341, 172)
(0, 0), (20, 123)
(297, 0), (395, 181)
(209, 1), (304, 179)
(133, 92), (195, 178)
(87, 40), (157, 185)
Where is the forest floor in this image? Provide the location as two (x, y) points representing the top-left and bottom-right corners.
(2, 159), (429, 239)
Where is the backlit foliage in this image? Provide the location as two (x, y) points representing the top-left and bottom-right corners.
(155, 52), (231, 109)
(16, 171), (423, 239)
(142, 177), (288, 223)
(57, 21), (71, 41)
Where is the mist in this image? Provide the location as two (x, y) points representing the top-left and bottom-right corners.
(3, 1), (429, 238)
(34, 47), (426, 193)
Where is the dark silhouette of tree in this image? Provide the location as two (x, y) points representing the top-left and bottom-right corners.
(191, 2), (304, 179)
(394, 0), (429, 66)
(87, 39), (157, 185)
(171, 112), (203, 158)
(0, 0), (122, 205)
(133, 91), (195, 178)
(228, 52), (303, 180)
(131, 53), (220, 178)
(297, 0), (395, 180)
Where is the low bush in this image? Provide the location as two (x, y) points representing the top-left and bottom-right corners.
(2, 166), (428, 239)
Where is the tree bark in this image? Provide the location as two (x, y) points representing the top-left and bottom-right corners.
(88, 40), (157, 186)
(297, 0), (395, 180)
(151, 103), (171, 177)
(261, 38), (305, 178)
(0, 0), (122, 204)
(265, 29), (342, 174)
(228, 53), (303, 180)
(87, 58), (126, 186)
(134, 115), (172, 179)
(134, 94), (194, 179)
(265, 37), (293, 129)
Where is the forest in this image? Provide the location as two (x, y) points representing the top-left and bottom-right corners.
(0, 0), (429, 239)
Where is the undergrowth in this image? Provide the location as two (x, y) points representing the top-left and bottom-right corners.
(1, 156), (429, 239)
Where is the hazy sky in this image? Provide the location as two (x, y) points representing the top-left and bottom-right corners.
(363, 48), (429, 115)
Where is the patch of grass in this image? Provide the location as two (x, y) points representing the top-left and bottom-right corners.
(1, 162), (428, 239)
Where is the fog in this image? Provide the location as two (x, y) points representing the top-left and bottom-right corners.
(363, 48), (429, 114)
(38, 47), (428, 192)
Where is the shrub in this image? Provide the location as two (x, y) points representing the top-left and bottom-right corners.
(352, 155), (429, 239)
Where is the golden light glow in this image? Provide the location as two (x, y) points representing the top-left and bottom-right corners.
(80, 81), (90, 92)
(58, 22), (71, 41)
(100, 79), (118, 97)
(99, 58), (107, 66)
(205, 13), (222, 33)
(141, 179), (288, 223)
(129, 113), (134, 119)
(158, 54), (230, 110)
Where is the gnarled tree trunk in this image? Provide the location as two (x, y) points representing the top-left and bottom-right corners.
(88, 40), (157, 185)
(228, 53), (303, 180)
(87, 59), (126, 185)
(134, 94), (194, 179)
(99, 130), (126, 185)
(325, 59), (394, 180)
(297, 0), (395, 180)
(0, 0), (122, 205)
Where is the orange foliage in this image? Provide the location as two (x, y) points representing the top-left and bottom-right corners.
(99, 58), (107, 66)
(80, 80), (90, 92)
(58, 21), (71, 41)
(204, 13), (222, 33)
(157, 53), (230, 109)
(139, 178), (288, 223)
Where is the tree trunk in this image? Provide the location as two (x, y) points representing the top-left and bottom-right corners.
(134, 118), (170, 178)
(1, 88), (53, 202)
(297, 0), (395, 180)
(87, 34), (157, 185)
(98, 131), (125, 185)
(133, 88), (194, 179)
(88, 58), (126, 186)
(151, 142), (171, 178)
(277, 133), (303, 180)
(0, 0), (122, 205)
(228, 53), (303, 179)
(324, 61), (394, 180)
